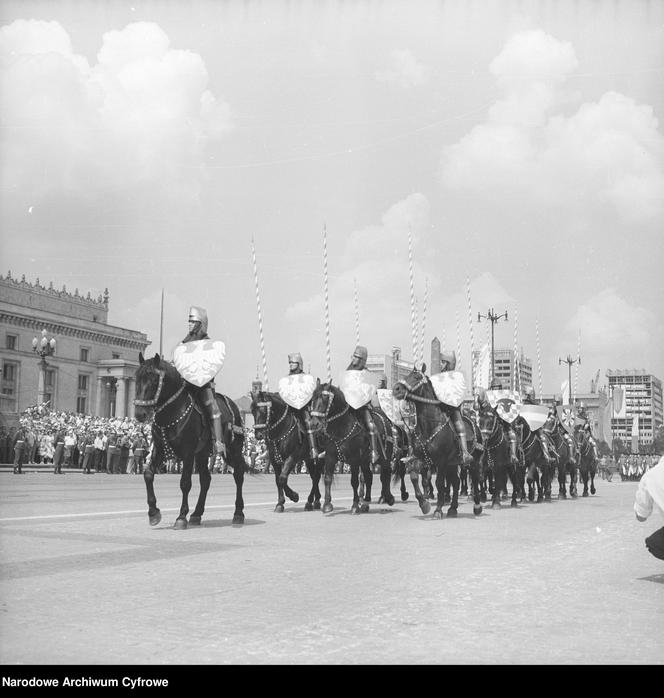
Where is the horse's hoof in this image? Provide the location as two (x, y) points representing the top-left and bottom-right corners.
(385, 494), (395, 507)
(148, 510), (162, 527)
(232, 513), (245, 525)
(351, 505), (360, 515)
(377, 496), (385, 504)
(173, 518), (187, 530)
(582, 491), (589, 498)
(360, 503), (370, 513)
(313, 501), (322, 510)
(189, 515), (201, 526)
(590, 487), (596, 495)
(528, 491), (535, 502)
(401, 492), (409, 502)
(473, 505), (483, 516)
(432, 510), (443, 520)
(559, 492), (567, 500)
(288, 492), (300, 503)
(491, 500), (501, 509)
(322, 503), (333, 514)
(274, 504), (285, 513)
(446, 508), (458, 518)
(419, 499), (431, 515)
(510, 500), (518, 508)
(536, 495), (543, 503)
(304, 502), (313, 512)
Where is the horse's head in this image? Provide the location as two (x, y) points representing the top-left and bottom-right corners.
(249, 390), (270, 441)
(392, 366), (431, 402)
(477, 404), (498, 441)
(541, 411), (557, 435)
(133, 352), (168, 423)
(309, 378), (338, 431)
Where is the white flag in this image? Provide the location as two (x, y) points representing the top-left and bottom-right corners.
(474, 343), (491, 390)
(561, 380), (570, 405)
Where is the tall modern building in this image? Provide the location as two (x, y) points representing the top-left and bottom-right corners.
(0, 272), (150, 428)
(469, 346), (533, 394)
(365, 347), (415, 389)
(606, 369), (663, 447)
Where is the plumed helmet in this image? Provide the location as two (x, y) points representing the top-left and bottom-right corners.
(288, 352), (303, 370)
(440, 351), (456, 370)
(352, 345), (368, 362)
(188, 306), (208, 334)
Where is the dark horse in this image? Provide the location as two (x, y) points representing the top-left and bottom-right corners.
(250, 390), (324, 512)
(392, 367), (483, 518)
(575, 427), (598, 497)
(133, 353), (247, 528)
(542, 414), (578, 499)
(308, 380), (395, 514)
(516, 416), (553, 503)
(477, 405), (523, 509)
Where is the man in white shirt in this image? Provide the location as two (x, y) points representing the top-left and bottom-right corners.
(634, 454), (664, 561)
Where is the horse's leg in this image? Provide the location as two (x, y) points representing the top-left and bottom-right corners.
(469, 455), (483, 516)
(526, 461), (536, 501)
(558, 454), (568, 499)
(272, 459), (287, 513)
(378, 462), (395, 507)
(491, 461), (505, 509)
(350, 464), (361, 515)
(400, 470), (409, 501)
(279, 453), (300, 504)
(143, 463), (161, 526)
(305, 457), (322, 510)
(590, 463), (596, 495)
(189, 451), (212, 525)
(230, 442), (246, 524)
(359, 460), (373, 512)
(322, 454), (336, 514)
(409, 462), (430, 515)
(570, 458), (578, 498)
(432, 465), (446, 519)
(174, 455), (194, 529)
(447, 463), (460, 518)
(509, 463), (519, 508)
(580, 459), (589, 497)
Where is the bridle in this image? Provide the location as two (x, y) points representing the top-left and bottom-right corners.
(395, 373), (442, 405)
(133, 367), (186, 417)
(253, 395), (289, 436)
(310, 387), (349, 424)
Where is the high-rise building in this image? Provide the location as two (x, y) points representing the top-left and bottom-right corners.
(470, 346), (533, 394)
(0, 272), (150, 427)
(606, 369), (663, 448)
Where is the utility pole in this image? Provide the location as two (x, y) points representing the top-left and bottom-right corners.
(477, 308), (508, 386)
(559, 354), (581, 404)
(32, 329), (56, 405)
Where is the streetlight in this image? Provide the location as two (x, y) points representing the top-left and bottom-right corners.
(558, 354), (581, 404)
(105, 376), (117, 418)
(477, 308), (508, 386)
(32, 329), (56, 405)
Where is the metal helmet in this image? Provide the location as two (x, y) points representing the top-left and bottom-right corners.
(352, 345), (368, 367)
(440, 351), (456, 370)
(288, 352), (303, 371)
(188, 306), (208, 334)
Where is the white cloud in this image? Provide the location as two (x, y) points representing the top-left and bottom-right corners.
(375, 49), (430, 88)
(0, 19), (232, 205)
(440, 30), (664, 223)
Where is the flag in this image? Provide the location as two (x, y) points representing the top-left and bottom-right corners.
(561, 380), (570, 405)
(612, 387), (625, 418)
(631, 413), (639, 454)
(597, 389), (613, 449)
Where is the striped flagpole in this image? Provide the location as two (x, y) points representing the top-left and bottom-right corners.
(455, 307), (461, 370)
(536, 317), (543, 399)
(353, 278), (360, 347)
(408, 229), (417, 365)
(414, 295), (420, 365)
(574, 329), (581, 402)
(465, 277), (475, 391)
(251, 238), (269, 390)
(420, 278), (428, 368)
(513, 306), (519, 393)
(322, 225), (332, 382)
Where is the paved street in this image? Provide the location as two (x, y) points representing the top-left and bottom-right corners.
(0, 471), (662, 665)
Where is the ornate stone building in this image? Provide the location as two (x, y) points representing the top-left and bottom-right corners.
(0, 272), (150, 428)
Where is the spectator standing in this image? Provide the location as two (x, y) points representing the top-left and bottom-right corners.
(119, 431), (131, 473)
(25, 425), (37, 464)
(107, 431), (120, 474)
(634, 454), (664, 561)
(12, 424), (27, 474)
(81, 431), (96, 474)
(52, 426), (66, 474)
(131, 432), (147, 474)
(64, 430), (77, 467)
(93, 431), (104, 472)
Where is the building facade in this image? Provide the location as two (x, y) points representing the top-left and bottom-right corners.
(365, 347), (415, 389)
(0, 272), (150, 428)
(469, 346), (533, 393)
(606, 369), (663, 448)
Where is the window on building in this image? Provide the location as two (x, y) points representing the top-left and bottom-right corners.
(112, 352), (120, 359)
(0, 360), (18, 412)
(76, 396), (87, 413)
(80, 347), (89, 362)
(6, 334), (17, 350)
(3, 362), (15, 382)
(78, 374), (89, 391)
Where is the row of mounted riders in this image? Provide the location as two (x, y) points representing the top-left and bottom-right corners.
(133, 354), (597, 529)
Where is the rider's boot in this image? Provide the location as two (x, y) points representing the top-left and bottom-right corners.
(203, 388), (226, 462)
(538, 434), (553, 464)
(506, 426), (519, 466)
(452, 409), (473, 465)
(303, 414), (318, 460)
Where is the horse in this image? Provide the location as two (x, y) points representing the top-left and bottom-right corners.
(133, 353), (247, 528)
(575, 428), (598, 497)
(250, 389), (323, 512)
(515, 416), (553, 503)
(542, 415), (578, 499)
(392, 367), (483, 518)
(308, 380), (395, 514)
(477, 405), (523, 508)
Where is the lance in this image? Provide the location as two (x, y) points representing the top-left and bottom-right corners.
(322, 225), (332, 382)
(251, 238), (269, 390)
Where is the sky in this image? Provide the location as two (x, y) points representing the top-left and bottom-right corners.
(1, 0), (663, 401)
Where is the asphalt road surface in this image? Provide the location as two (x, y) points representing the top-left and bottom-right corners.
(0, 470), (662, 665)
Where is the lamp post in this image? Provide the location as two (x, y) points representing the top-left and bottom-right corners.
(105, 376), (117, 418)
(477, 307), (508, 386)
(32, 329), (56, 405)
(559, 354), (581, 404)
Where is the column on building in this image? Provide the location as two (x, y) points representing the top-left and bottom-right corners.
(126, 377), (135, 419)
(95, 376), (104, 416)
(115, 376), (127, 419)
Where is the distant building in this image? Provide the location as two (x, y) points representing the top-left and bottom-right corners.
(365, 347), (415, 389)
(469, 345), (533, 394)
(606, 369), (663, 448)
(0, 272), (150, 428)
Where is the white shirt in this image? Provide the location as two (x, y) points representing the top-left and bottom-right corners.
(634, 455), (664, 521)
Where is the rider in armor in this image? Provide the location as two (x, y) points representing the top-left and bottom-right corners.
(347, 345), (384, 464)
(287, 352), (319, 460)
(181, 306), (229, 462)
(523, 386), (553, 464)
(577, 402), (599, 460)
(545, 400), (576, 458)
(438, 351), (473, 465)
(488, 378), (519, 465)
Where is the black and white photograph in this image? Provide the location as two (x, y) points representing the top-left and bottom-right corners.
(1, 0), (663, 669)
